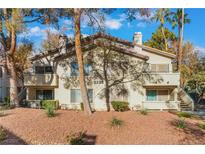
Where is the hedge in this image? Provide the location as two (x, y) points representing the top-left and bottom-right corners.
(111, 101), (130, 112)
(41, 100), (59, 110)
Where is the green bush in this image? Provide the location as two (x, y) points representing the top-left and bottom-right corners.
(199, 122), (205, 130)
(0, 127), (6, 142)
(2, 96), (10, 109)
(41, 100), (59, 110)
(45, 105), (55, 117)
(139, 108), (148, 115)
(176, 118), (186, 129)
(80, 102), (84, 111)
(110, 117), (124, 128)
(177, 112), (192, 118)
(67, 131), (87, 145)
(111, 101), (129, 112)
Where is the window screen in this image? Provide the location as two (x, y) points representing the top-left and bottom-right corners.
(71, 62), (79, 76)
(146, 90), (157, 101)
(151, 64), (169, 73)
(36, 90), (54, 100)
(35, 66), (53, 74)
(158, 90), (168, 101)
(71, 62), (92, 76)
(71, 89), (93, 103)
(35, 66), (45, 74)
(0, 67), (2, 78)
(45, 66), (53, 73)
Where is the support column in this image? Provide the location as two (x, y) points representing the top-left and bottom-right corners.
(26, 87), (29, 100)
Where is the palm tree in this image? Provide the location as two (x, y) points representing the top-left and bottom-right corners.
(151, 9), (171, 51)
(170, 8), (190, 72)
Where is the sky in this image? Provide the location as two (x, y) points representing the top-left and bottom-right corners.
(18, 8), (205, 56)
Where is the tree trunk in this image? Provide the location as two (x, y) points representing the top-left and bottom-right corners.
(161, 27), (168, 51)
(178, 8), (184, 86)
(105, 87), (110, 112)
(103, 49), (111, 111)
(74, 8), (92, 115)
(7, 56), (19, 106)
(5, 8), (20, 107)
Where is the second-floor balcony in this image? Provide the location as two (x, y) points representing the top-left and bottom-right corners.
(144, 72), (180, 86)
(24, 73), (59, 87)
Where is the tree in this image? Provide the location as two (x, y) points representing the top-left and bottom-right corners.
(151, 9), (171, 51)
(60, 42), (154, 112)
(0, 9), (25, 106)
(41, 30), (60, 51)
(144, 27), (176, 52)
(170, 9), (191, 72)
(73, 9), (92, 115)
(58, 8), (151, 113)
(89, 45), (151, 111)
(14, 40), (33, 81)
(62, 8), (117, 115)
(185, 71), (205, 104)
(0, 8), (60, 106)
(180, 42), (200, 86)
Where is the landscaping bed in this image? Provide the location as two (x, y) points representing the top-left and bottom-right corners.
(0, 108), (205, 145)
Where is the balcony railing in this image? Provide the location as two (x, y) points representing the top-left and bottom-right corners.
(24, 74), (58, 87)
(144, 73), (180, 86)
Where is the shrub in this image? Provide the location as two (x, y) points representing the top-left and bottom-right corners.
(110, 117), (124, 128)
(0, 127), (6, 142)
(139, 108), (148, 115)
(111, 101), (129, 112)
(67, 131), (87, 145)
(199, 122), (205, 130)
(41, 100), (59, 110)
(176, 118), (186, 129)
(45, 105), (55, 117)
(177, 112), (192, 118)
(80, 102), (84, 111)
(2, 96), (10, 109)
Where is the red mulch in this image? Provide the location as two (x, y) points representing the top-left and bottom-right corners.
(0, 108), (205, 145)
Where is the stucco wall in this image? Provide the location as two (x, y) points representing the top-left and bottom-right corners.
(25, 47), (180, 111)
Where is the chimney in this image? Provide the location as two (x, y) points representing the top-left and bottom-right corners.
(133, 32), (142, 52)
(59, 34), (68, 54)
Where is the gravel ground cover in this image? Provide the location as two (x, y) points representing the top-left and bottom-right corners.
(0, 108), (205, 145)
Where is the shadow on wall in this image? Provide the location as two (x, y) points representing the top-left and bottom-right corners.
(0, 126), (27, 145)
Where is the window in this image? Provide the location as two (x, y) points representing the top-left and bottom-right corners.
(158, 90), (169, 101)
(70, 89), (93, 103)
(84, 64), (92, 76)
(45, 66), (53, 73)
(70, 62), (92, 76)
(146, 90), (157, 101)
(151, 64), (169, 73)
(146, 89), (169, 101)
(0, 87), (2, 102)
(0, 67), (3, 78)
(35, 66), (53, 74)
(35, 66), (44, 74)
(71, 62), (79, 76)
(0, 67), (2, 78)
(36, 90), (54, 100)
